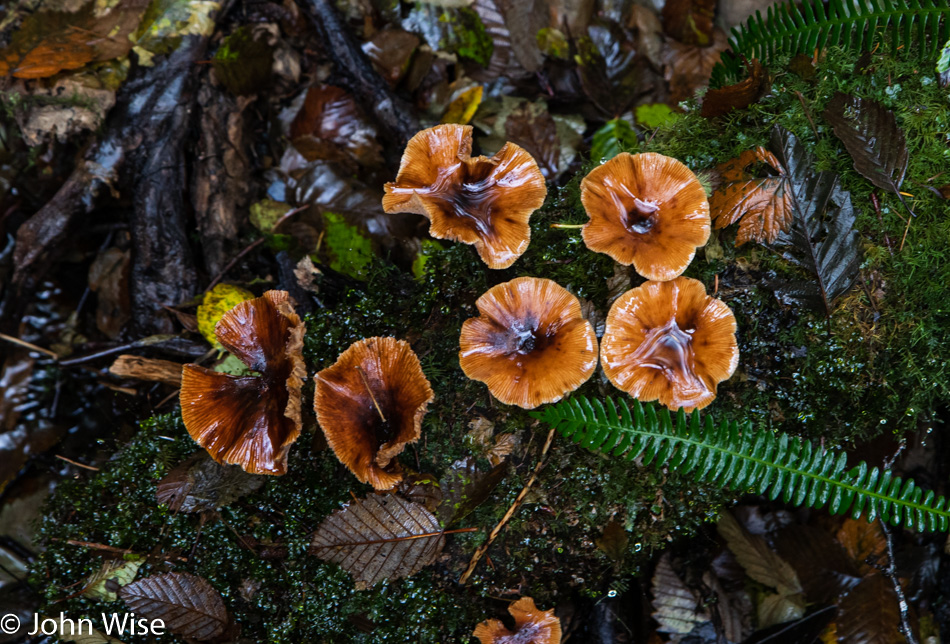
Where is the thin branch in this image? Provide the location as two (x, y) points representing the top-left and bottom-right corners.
(459, 428), (556, 584)
(0, 332), (59, 358)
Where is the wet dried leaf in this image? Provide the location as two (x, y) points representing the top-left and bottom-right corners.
(788, 53), (816, 80)
(661, 29), (729, 103)
(701, 58), (769, 118)
(119, 572), (229, 640)
(156, 452), (264, 513)
(290, 85), (382, 167)
(83, 556), (144, 602)
(836, 574), (904, 644)
(504, 101), (559, 179)
(661, 0), (717, 46)
(321, 211), (375, 281)
(757, 592), (806, 628)
(595, 520), (628, 561)
(710, 147), (793, 246)
(577, 22), (641, 115)
(717, 512), (802, 597)
(651, 552), (710, 634)
(362, 27), (420, 86)
(488, 433), (518, 466)
(768, 126), (862, 314)
(310, 494), (445, 589)
(773, 525), (862, 605)
(835, 517), (886, 577)
(823, 92), (908, 196)
(0, 0), (149, 78)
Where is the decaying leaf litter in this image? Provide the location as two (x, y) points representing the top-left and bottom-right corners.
(1, 0), (950, 641)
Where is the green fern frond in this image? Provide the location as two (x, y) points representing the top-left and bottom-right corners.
(529, 395), (950, 532)
(712, 0), (950, 84)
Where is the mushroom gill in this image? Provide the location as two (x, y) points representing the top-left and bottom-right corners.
(473, 597), (562, 644)
(382, 124), (547, 269)
(601, 276), (738, 411)
(581, 152), (710, 281)
(459, 277), (597, 409)
(180, 290), (306, 476)
(314, 336), (434, 490)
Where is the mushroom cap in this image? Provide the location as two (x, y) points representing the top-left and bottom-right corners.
(581, 152), (710, 281)
(180, 290), (306, 476)
(314, 337), (434, 490)
(601, 276), (738, 411)
(459, 277), (597, 409)
(382, 124), (547, 269)
(473, 597), (562, 644)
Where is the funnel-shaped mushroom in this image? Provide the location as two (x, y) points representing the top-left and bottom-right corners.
(460, 277), (597, 409)
(581, 152), (709, 281)
(601, 277), (738, 411)
(314, 337), (434, 490)
(382, 124), (547, 269)
(473, 597), (561, 644)
(180, 290), (306, 476)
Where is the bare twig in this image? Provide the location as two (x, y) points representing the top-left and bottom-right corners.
(205, 236), (266, 292)
(0, 332), (59, 358)
(459, 428), (556, 584)
(795, 91), (820, 139)
(55, 455), (100, 471)
(869, 192), (894, 256)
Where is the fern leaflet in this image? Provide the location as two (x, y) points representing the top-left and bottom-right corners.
(713, 0), (950, 84)
(529, 395), (950, 532)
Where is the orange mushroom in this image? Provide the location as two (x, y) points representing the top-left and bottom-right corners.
(601, 276), (738, 411)
(180, 290), (306, 476)
(473, 597), (562, 644)
(382, 124), (547, 269)
(581, 152), (709, 281)
(314, 337), (434, 490)
(459, 277), (597, 409)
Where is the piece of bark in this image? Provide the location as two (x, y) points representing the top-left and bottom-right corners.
(109, 354), (183, 386)
(299, 0), (419, 149)
(191, 83), (252, 277)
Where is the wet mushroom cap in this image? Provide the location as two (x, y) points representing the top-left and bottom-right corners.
(601, 276), (738, 411)
(473, 597), (562, 644)
(460, 277), (597, 409)
(180, 290), (306, 476)
(314, 337), (434, 491)
(382, 124), (547, 269)
(581, 152), (710, 281)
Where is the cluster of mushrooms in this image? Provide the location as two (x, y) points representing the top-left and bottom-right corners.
(178, 124), (738, 489)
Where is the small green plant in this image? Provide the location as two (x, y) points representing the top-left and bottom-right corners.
(531, 395), (950, 532)
(714, 0), (950, 82)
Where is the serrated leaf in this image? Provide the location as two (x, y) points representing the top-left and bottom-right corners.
(651, 552), (710, 634)
(83, 556), (144, 601)
(717, 511), (802, 597)
(310, 494), (445, 589)
(156, 452), (264, 513)
(701, 58), (769, 118)
(710, 146), (793, 245)
(119, 572), (228, 640)
(768, 126), (862, 314)
(835, 517), (886, 577)
(823, 92), (909, 196)
(591, 118), (638, 163)
(836, 573), (904, 644)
